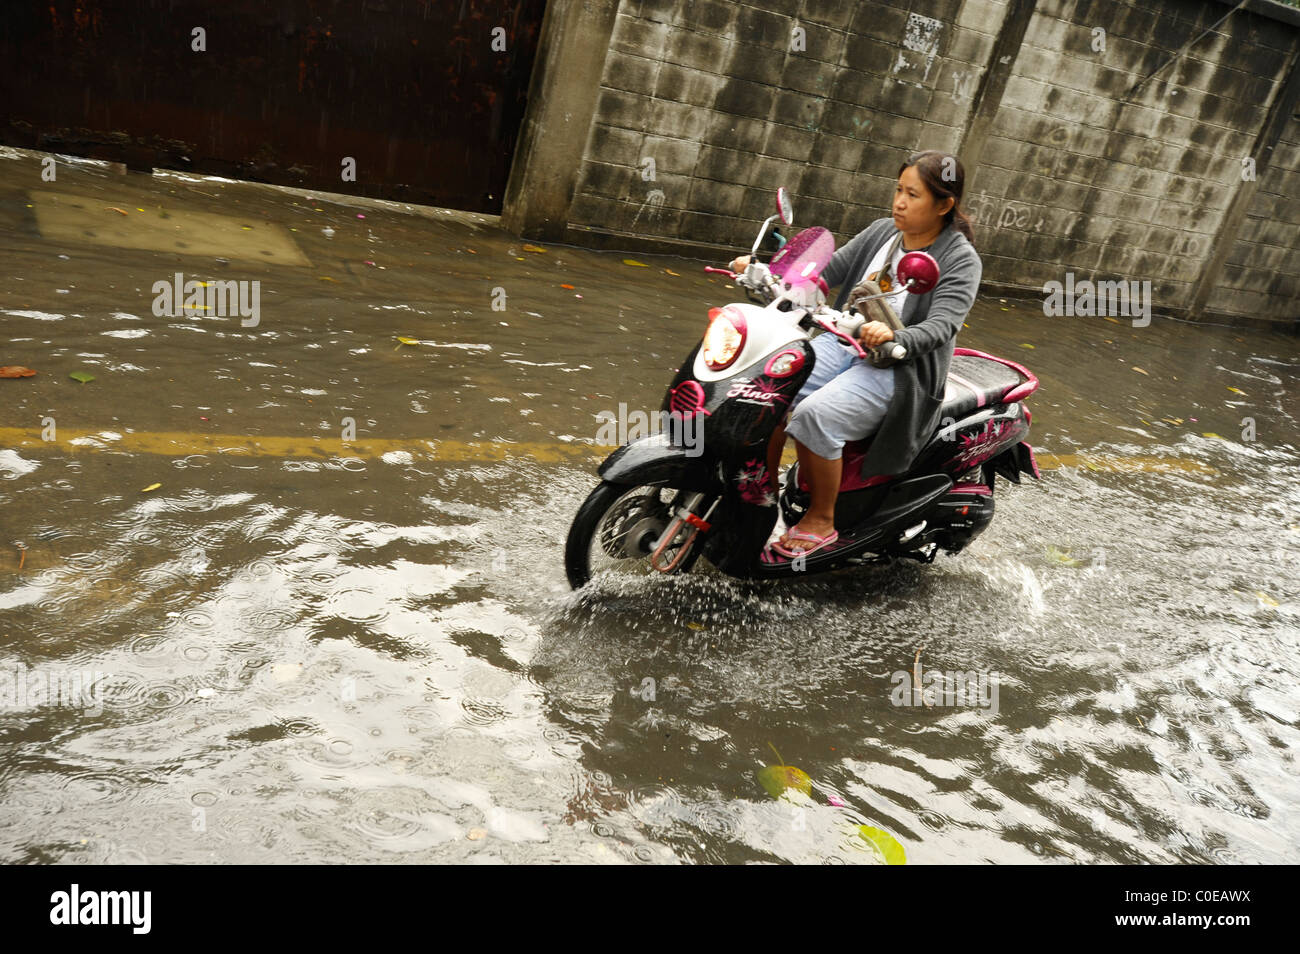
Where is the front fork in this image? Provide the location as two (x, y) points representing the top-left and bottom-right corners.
(649, 491), (721, 572)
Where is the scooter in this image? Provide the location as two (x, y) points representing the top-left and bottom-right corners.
(564, 188), (1041, 589)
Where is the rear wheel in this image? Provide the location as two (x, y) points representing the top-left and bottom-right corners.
(564, 482), (707, 589)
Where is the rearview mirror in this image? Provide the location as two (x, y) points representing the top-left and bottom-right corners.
(776, 187), (793, 226)
(897, 251), (940, 294)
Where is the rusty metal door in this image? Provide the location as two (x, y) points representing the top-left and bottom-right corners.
(0, 0), (547, 213)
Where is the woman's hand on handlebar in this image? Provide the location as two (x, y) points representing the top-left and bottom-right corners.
(858, 320), (896, 347)
(729, 254), (751, 274)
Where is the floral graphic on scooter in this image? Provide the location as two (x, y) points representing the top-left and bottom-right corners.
(950, 418), (1013, 469)
(736, 457), (776, 507)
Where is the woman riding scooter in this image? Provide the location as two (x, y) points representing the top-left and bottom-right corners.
(729, 150), (984, 561)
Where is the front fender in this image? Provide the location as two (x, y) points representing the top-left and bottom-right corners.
(597, 433), (715, 490)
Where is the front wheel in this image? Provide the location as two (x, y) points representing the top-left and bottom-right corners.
(564, 482), (708, 589)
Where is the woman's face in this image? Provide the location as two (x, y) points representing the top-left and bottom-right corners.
(892, 165), (953, 232)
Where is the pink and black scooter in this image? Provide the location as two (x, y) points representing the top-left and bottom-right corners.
(565, 188), (1040, 589)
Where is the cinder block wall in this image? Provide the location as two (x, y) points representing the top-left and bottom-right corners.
(572, 0), (997, 250)
(1208, 105), (1300, 318)
(972, 0), (1297, 320)
(554, 0), (1299, 322)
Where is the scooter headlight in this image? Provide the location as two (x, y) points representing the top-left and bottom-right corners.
(702, 306), (746, 370)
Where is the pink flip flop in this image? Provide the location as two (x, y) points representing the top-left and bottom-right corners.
(761, 528), (839, 563)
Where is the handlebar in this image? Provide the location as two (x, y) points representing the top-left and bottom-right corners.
(704, 260), (907, 364)
(811, 308), (906, 364)
(811, 315), (868, 359)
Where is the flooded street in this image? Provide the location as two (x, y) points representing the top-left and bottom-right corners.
(1, 148), (1298, 864)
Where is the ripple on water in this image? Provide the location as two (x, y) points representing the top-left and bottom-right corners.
(342, 788), (460, 853)
(293, 724), (373, 771)
(381, 747), (424, 774)
(537, 763), (589, 803)
(325, 587), (390, 625)
(61, 771), (134, 805)
(624, 784), (689, 832)
(170, 454), (210, 470)
(296, 567), (342, 593)
(278, 717), (320, 738)
(176, 609), (215, 632)
(127, 632), (174, 664)
(0, 782), (67, 829)
(399, 705), (444, 735)
(212, 809), (285, 855)
(246, 608), (298, 633)
(121, 519), (168, 545)
(459, 698), (508, 726)
(689, 800), (739, 840)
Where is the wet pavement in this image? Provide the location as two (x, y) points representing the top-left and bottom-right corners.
(1, 146), (1298, 863)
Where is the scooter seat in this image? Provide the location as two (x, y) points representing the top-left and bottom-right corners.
(941, 351), (1031, 420)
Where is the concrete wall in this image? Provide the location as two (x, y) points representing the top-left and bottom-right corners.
(503, 0), (1300, 323)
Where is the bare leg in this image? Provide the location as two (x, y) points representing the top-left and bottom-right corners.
(777, 438), (841, 551)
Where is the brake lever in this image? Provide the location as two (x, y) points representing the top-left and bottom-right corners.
(811, 315), (867, 359)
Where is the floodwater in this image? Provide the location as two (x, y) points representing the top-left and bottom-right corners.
(1, 147), (1297, 864)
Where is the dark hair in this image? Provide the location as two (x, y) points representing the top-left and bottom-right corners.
(897, 150), (975, 246)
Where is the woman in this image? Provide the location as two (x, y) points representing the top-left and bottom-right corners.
(730, 150), (983, 560)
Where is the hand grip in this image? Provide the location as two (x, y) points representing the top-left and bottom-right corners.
(867, 341), (907, 368)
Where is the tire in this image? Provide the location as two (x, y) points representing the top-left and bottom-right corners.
(564, 481), (705, 589)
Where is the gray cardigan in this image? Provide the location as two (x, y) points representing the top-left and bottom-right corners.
(819, 217), (983, 478)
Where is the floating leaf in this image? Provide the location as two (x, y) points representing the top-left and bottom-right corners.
(560, 283), (575, 289)
(1045, 545), (1082, 566)
(1201, 432), (1221, 439)
(522, 243), (547, 253)
(686, 621), (704, 630)
(664, 268), (680, 277)
(317, 276), (340, 283)
(397, 336), (419, 345)
(622, 258), (650, 267)
(858, 825), (907, 864)
(0, 366), (36, 378)
(757, 764), (812, 799)
(69, 370), (94, 384)
(755, 742), (812, 799)
(467, 827), (487, 841)
(105, 206), (128, 215)
(1019, 342), (1034, 349)
(1104, 316), (1120, 324)
(141, 482), (161, 492)
(1132, 366), (1148, 375)
(1256, 591), (1279, 608)
(1226, 386), (1245, 395)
